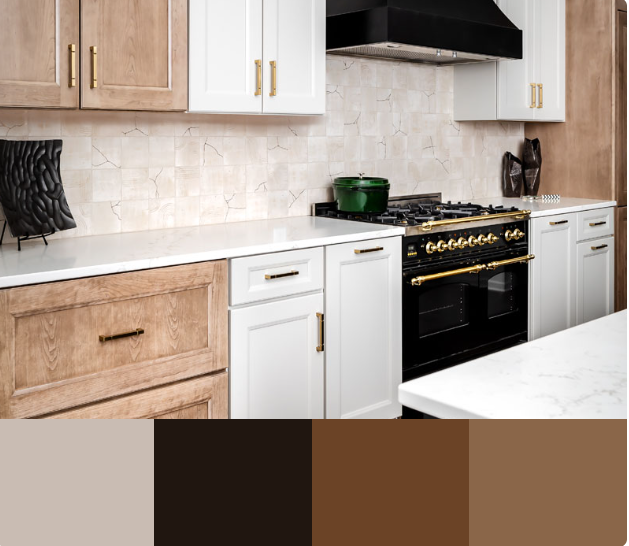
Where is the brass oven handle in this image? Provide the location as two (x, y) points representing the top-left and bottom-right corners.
(485, 254), (535, 270)
(355, 246), (384, 254)
(530, 83), (536, 108)
(589, 221), (607, 227)
(421, 210), (531, 232)
(265, 270), (299, 280)
(68, 44), (76, 87)
(255, 59), (262, 96)
(270, 60), (277, 96)
(591, 244), (608, 251)
(549, 220), (568, 225)
(316, 312), (324, 352)
(537, 84), (543, 108)
(411, 264), (487, 286)
(90, 46), (97, 88)
(99, 328), (144, 343)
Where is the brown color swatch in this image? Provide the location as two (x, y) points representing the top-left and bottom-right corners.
(312, 420), (470, 546)
(469, 420), (627, 546)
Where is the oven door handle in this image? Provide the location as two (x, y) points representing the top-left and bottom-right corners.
(485, 254), (535, 270)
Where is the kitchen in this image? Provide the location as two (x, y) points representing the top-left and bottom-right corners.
(0, 0), (625, 419)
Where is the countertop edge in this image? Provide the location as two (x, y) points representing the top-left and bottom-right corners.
(528, 200), (617, 217)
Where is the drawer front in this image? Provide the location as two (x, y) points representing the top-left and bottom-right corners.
(230, 247), (323, 306)
(577, 207), (615, 241)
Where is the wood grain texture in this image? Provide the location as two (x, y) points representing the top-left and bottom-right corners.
(616, 206), (627, 311)
(0, 0), (79, 108)
(43, 372), (227, 419)
(80, 0), (188, 111)
(0, 261), (228, 419)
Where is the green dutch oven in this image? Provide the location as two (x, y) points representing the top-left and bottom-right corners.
(333, 174), (390, 213)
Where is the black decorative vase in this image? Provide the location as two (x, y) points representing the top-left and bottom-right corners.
(523, 138), (542, 196)
(0, 139), (76, 241)
(503, 152), (523, 198)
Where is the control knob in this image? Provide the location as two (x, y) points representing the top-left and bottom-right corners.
(457, 237), (469, 249)
(447, 239), (459, 251)
(513, 229), (525, 240)
(477, 234), (488, 245)
(436, 240), (448, 253)
(468, 235), (479, 247)
(487, 233), (499, 244)
(426, 242), (437, 254)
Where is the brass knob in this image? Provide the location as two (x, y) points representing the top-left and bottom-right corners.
(457, 237), (469, 249)
(487, 233), (499, 244)
(436, 240), (448, 253)
(477, 234), (488, 245)
(468, 236), (479, 247)
(505, 230), (515, 241)
(447, 239), (459, 251)
(426, 242), (437, 255)
(513, 229), (525, 240)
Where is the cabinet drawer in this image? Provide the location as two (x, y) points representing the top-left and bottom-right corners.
(577, 207), (615, 241)
(0, 261), (228, 419)
(230, 247), (323, 306)
(43, 372), (228, 419)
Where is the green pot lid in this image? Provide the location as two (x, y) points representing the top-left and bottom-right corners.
(333, 174), (389, 187)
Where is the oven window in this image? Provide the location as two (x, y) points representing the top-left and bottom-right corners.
(487, 272), (518, 318)
(417, 284), (470, 338)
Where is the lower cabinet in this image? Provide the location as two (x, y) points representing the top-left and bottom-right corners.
(576, 237), (615, 324)
(230, 293), (325, 419)
(325, 238), (402, 419)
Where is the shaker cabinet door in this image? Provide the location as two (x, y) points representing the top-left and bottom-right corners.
(0, 0), (79, 109)
(576, 237), (615, 325)
(80, 0), (188, 111)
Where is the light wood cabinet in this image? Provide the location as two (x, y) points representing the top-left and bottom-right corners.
(576, 237), (615, 325)
(80, 0), (188, 111)
(0, 261), (228, 419)
(325, 238), (402, 420)
(0, 0), (79, 109)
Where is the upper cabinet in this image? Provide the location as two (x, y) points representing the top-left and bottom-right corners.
(454, 0), (565, 122)
(0, 0), (80, 109)
(189, 0), (325, 115)
(80, 0), (188, 111)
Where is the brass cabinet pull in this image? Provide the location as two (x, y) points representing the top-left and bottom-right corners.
(68, 44), (76, 87)
(589, 221), (607, 227)
(99, 328), (144, 343)
(549, 220), (568, 226)
(255, 59), (262, 96)
(270, 60), (277, 96)
(264, 270), (299, 280)
(316, 313), (325, 352)
(530, 83), (536, 108)
(90, 46), (97, 88)
(354, 246), (384, 254)
(537, 83), (543, 108)
(421, 210), (531, 232)
(591, 244), (608, 251)
(485, 254), (535, 270)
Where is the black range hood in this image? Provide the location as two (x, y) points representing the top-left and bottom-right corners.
(327, 0), (523, 65)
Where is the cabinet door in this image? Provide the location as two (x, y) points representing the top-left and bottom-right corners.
(615, 206), (627, 311)
(0, 0), (79, 108)
(576, 237), (615, 325)
(262, 0), (326, 115)
(529, 214), (577, 340)
(189, 0), (263, 113)
(497, 0), (537, 120)
(325, 238), (402, 420)
(230, 293), (324, 419)
(80, 0), (187, 111)
(534, 0), (565, 121)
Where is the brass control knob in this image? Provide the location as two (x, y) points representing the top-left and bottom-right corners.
(513, 229), (525, 240)
(447, 239), (459, 251)
(457, 237), (469, 249)
(426, 242), (437, 254)
(436, 240), (448, 253)
(477, 234), (488, 246)
(487, 233), (499, 244)
(505, 230), (515, 241)
(468, 236), (479, 247)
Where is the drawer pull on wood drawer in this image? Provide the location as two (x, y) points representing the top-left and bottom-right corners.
(589, 221), (607, 227)
(591, 244), (608, 251)
(99, 328), (145, 343)
(549, 220), (568, 226)
(264, 270), (299, 280)
(354, 246), (384, 254)
(316, 312), (324, 352)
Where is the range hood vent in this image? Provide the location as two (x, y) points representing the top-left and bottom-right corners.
(327, 0), (523, 65)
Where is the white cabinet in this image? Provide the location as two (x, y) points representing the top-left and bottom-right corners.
(325, 238), (402, 420)
(576, 237), (615, 325)
(230, 293), (324, 419)
(454, 0), (565, 122)
(529, 213), (577, 340)
(189, 0), (325, 115)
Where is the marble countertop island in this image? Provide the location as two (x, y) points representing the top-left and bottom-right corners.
(399, 311), (627, 419)
(474, 196), (617, 217)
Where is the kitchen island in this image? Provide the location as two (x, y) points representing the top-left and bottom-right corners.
(399, 311), (627, 419)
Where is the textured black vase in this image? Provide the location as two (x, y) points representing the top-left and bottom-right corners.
(0, 139), (76, 238)
(523, 138), (542, 196)
(503, 152), (523, 198)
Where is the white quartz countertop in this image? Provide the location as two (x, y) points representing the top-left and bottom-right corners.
(473, 196), (617, 218)
(0, 217), (405, 289)
(399, 311), (627, 419)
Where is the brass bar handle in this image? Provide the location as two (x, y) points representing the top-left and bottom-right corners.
(549, 220), (568, 226)
(589, 221), (607, 227)
(90, 46), (97, 88)
(537, 84), (543, 108)
(255, 59), (262, 96)
(68, 44), (76, 87)
(270, 61), (277, 96)
(411, 264), (487, 286)
(591, 244), (609, 251)
(99, 328), (144, 343)
(485, 254), (535, 271)
(421, 210), (531, 232)
(354, 246), (384, 254)
(530, 83), (536, 108)
(316, 313), (324, 353)
(265, 270), (299, 280)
